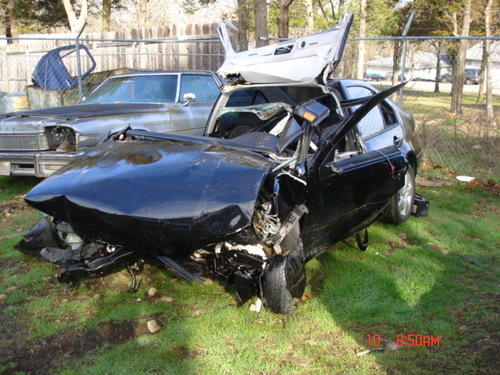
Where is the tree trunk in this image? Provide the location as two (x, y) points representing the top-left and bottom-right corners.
(337, 0), (345, 23)
(237, 0), (249, 51)
(62, 0), (88, 33)
(5, 0), (18, 44)
(277, 0), (294, 39)
(305, 0), (314, 34)
(392, 40), (401, 87)
(450, 0), (472, 115)
(433, 41), (441, 93)
(476, 40), (487, 103)
(102, 0), (111, 32)
(254, 0), (269, 47)
(139, 0), (148, 27)
(484, 0), (494, 121)
(357, 0), (367, 79)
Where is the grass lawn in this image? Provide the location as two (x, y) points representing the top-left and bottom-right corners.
(0, 166), (498, 374)
(0, 89), (498, 374)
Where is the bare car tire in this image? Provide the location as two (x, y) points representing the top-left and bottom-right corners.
(383, 165), (415, 224)
(262, 248), (306, 315)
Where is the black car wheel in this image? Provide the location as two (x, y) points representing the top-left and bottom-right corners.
(261, 226), (306, 315)
(441, 77), (449, 83)
(465, 78), (473, 85)
(262, 251), (306, 315)
(383, 166), (415, 224)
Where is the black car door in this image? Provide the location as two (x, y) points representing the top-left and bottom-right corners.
(301, 84), (409, 260)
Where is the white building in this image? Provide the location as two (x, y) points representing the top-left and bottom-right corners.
(365, 52), (451, 81)
(365, 42), (500, 87)
(465, 41), (500, 86)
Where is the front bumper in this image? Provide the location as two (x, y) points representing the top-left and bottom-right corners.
(0, 151), (83, 177)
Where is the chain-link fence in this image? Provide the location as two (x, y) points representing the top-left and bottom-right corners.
(336, 37), (499, 180)
(0, 23), (225, 108)
(0, 29), (498, 179)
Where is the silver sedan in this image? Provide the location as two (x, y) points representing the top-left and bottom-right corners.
(0, 71), (223, 177)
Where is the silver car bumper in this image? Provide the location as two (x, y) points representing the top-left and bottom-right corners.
(0, 151), (83, 177)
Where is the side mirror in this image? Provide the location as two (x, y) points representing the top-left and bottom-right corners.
(182, 93), (196, 106)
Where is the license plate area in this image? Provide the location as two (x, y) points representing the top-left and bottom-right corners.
(0, 161), (11, 176)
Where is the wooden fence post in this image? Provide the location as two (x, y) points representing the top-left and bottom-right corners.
(3, 51), (9, 92)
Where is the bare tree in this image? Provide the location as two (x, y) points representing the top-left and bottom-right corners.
(450, 0), (472, 115)
(237, 0), (249, 51)
(432, 41), (442, 93)
(483, 0), (494, 121)
(103, 0), (111, 31)
(255, 0), (269, 47)
(277, 0), (294, 39)
(305, 0), (313, 33)
(4, 0), (18, 43)
(356, 0), (367, 79)
(62, 0), (88, 33)
(138, 0), (148, 27)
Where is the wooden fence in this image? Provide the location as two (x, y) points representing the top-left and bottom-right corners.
(0, 23), (225, 93)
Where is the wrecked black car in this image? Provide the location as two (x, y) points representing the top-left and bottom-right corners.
(16, 14), (423, 315)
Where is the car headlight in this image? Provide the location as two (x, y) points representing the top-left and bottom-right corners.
(45, 126), (77, 152)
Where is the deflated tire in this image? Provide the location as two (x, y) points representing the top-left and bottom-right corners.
(261, 247), (306, 315)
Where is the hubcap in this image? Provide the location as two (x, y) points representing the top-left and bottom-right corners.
(397, 172), (414, 216)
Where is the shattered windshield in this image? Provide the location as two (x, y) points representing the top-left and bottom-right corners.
(218, 102), (292, 122)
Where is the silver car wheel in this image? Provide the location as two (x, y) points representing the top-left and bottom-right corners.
(383, 166), (416, 225)
(397, 171), (414, 217)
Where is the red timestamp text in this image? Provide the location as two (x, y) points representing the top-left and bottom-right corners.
(366, 334), (441, 347)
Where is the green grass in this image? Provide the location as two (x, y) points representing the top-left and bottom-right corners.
(400, 89), (490, 117)
(0, 176), (40, 201)
(0, 171), (498, 374)
(0, 89), (498, 374)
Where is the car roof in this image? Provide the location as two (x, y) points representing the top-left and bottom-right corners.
(107, 70), (220, 79)
(217, 13), (353, 85)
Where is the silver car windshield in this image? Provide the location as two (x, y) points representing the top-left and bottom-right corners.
(82, 75), (178, 104)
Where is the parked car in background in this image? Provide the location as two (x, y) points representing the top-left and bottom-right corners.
(364, 73), (385, 81)
(439, 73), (452, 83)
(17, 13), (424, 315)
(0, 71), (223, 177)
(384, 73), (407, 82)
(440, 68), (481, 84)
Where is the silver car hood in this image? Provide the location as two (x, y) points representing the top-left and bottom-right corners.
(0, 103), (169, 132)
(217, 13), (353, 85)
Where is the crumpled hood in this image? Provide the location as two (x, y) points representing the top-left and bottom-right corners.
(25, 139), (274, 257)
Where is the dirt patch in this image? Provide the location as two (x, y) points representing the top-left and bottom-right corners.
(464, 178), (500, 196)
(1, 313), (164, 374)
(0, 195), (30, 218)
(387, 233), (416, 254)
(173, 345), (205, 359)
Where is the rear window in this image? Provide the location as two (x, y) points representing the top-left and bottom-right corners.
(465, 69), (480, 76)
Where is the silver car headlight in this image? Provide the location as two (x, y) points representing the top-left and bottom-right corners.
(44, 126), (77, 152)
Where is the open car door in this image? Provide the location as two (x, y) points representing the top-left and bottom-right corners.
(217, 13), (353, 85)
(302, 83), (410, 258)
